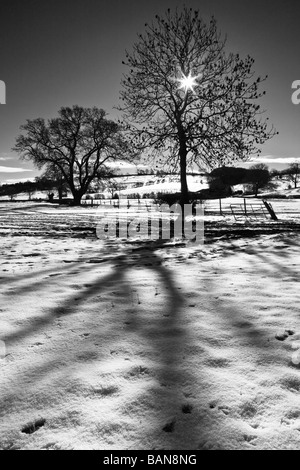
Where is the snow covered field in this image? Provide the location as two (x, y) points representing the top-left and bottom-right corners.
(0, 201), (300, 450)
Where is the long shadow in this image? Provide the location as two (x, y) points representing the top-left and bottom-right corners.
(1, 242), (207, 449)
(202, 234), (300, 356)
(2, 233), (300, 449)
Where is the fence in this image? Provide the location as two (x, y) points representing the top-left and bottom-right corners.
(81, 197), (278, 220)
(204, 198), (277, 220)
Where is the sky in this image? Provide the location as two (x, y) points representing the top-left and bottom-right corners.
(0, 0), (300, 183)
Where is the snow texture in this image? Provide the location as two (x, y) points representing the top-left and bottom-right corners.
(0, 201), (300, 450)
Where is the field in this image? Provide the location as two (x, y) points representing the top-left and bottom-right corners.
(0, 199), (300, 450)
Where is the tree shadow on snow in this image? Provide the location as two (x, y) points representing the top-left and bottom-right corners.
(2, 234), (300, 449)
(1, 240), (207, 449)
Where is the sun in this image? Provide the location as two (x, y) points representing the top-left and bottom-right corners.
(177, 72), (199, 94)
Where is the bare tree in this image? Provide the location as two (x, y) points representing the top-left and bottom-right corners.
(26, 187), (35, 201)
(37, 164), (68, 202)
(119, 8), (277, 204)
(283, 162), (300, 189)
(101, 178), (120, 199)
(248, 163), (270, 196)
(13, 105), (130, 205)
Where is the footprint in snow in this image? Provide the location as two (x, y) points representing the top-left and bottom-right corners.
(218, 405), (231, 415)
(162, 419), (175, 433)
(275, 330), (300, 365)
(182, 404), (193, 414)
(281, 409), (300, 425)
(243, 434), (257, 445)
(275, 329), (295, 341)
(21, 418), (46, 434)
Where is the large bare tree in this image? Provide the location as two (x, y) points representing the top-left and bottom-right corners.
(119, 8), (277, 204)
(13, 105), (129, 205)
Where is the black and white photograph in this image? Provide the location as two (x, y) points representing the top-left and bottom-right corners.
(1, 0), (300, 452)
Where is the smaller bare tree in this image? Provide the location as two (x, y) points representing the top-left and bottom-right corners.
(248, 163), (270, 196)
(13, 106), (132, 205)
(283, 162), (300, 189)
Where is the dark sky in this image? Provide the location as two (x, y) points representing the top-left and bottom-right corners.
(0, 0), (300, 182)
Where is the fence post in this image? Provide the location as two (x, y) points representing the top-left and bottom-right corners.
(244, 198), (247, 216)
(263, 199), (278, 220)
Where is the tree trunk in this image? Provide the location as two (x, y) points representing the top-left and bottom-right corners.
(72, 190), (83, 206)
(179, 135), (189, 206)
(180, 152), (189, 205)
(178, 136), (189, 239)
